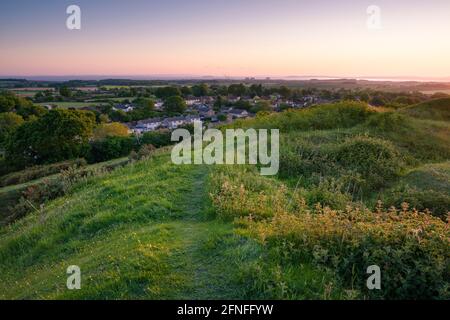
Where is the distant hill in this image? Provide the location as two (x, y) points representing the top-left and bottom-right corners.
(400, 98), (450, 121)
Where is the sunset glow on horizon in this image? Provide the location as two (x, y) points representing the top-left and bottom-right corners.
(1, 0), (450, 79)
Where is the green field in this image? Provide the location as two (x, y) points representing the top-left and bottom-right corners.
(36, 102), (108, 109)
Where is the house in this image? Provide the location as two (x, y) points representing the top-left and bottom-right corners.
(228, 109), (250, 119)
(113, 104), (134, 113)
(154, 100), (164, 110)
(193, 104), (215, 119)
(132, 118), (163, 133)
(163, 115), (201, 129)
(186, 98), (201, 106)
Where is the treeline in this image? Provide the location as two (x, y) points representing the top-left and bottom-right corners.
(0, 91), (176, 175)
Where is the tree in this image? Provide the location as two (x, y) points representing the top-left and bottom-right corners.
(93, 122), (130, 140)
(192, 84), (209, 97)
(0, 112), (24, 146)
(0, 95), (15, 112)
(180, 86), (193, 97)
(134, 98), (155, 111)
(87, 136), (135, 163)
(164, 96), (187, 114)
(5, 109), (96, 168)
(155, 86), (181, 99)
(99, 114), (110, 123)
(228, 84), (247, 97)
(59, 86), (72, 97)
(278, 86), (292, 99)
(249, 84), (263, 97)
(213, 96), (224, 111)
(141, 130), (172, 148)
(370, 96), (386, 107)
(16, 104), (47, 119)
(251, 100), (272, 113)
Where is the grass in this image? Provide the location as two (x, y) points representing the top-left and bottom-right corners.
(0, 157), (129, 223)
(0, 101), (448, 300)
(36, 102), (108, 109)
(0, 152), (345, 299)
(400, 97), (450, 121)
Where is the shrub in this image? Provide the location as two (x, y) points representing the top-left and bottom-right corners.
(209, 167), (293, 220)
(243, 204), (449, 300)
(365, 112), (409, 131)
(140, 130), (172, 148)
(130, 144), (156, 161)
(302, 178), (352, 210)
(382, 185), (450, 220)
(92, 122), (130, 140)
(87, 136), (136, 163)
(5, 165), (113, 225)
(6, 178), (66, 223)
(333, 136), (403, 191)
(0, 159), (87, 187)
(226, 101), (373, 132)
(210, 165), (449, 299)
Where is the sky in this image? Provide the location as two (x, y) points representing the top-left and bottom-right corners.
(0, 0), (449, 79)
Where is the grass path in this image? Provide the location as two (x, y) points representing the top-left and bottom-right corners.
(157, 165), (246, 299)
(0, 157), (252, 299)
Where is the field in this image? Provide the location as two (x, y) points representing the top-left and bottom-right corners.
(421, 89), (450, 95)
(8, 88), (55, 97)
(36, 102), (108, 109)
(0, 101), (448, 299)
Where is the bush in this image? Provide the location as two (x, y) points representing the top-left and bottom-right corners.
(140, 130), (172, 148)
(365, 112), (409, 131)
(6, 178), (66, 223)
(209, 166), (300, 221)
(302, 178), (352, 210)
(130, 144), (156, 161)
(0, 159), (87, 187)
(382, 185), (450, 220)
(87, 136), (136, 163)
(333, 136), (403, 192)
(229, 101), (374, 132)
(4, 164), (116, 225)
(210, 165), (449, 299)
(243, 204), (449, 300)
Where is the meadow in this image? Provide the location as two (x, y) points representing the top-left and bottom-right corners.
(0, 100), (448, 299)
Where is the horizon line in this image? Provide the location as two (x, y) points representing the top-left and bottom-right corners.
(2, 74), (450, 83)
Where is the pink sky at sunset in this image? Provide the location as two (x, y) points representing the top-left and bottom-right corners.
(1, 0), (449, 79)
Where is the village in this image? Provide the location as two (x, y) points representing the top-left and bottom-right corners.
(112, 93), (328, 134)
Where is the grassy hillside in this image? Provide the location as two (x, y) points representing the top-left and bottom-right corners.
(1, 102), (448, 299)
(400, 97), (450, 121)
(0, 153), (343, 299)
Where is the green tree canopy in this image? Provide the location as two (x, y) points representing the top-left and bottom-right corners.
(155, 86), (181, 99)
(192, 84), (209, 97)
(0, 112), (24, 146)
(59, 86), (72, 97)
(228, 84), (247, 97)
(5, 109), (96, 168)
(164, 96), (187, 114)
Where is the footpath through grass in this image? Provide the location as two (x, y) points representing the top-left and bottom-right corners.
(0, 154), (250, 299)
